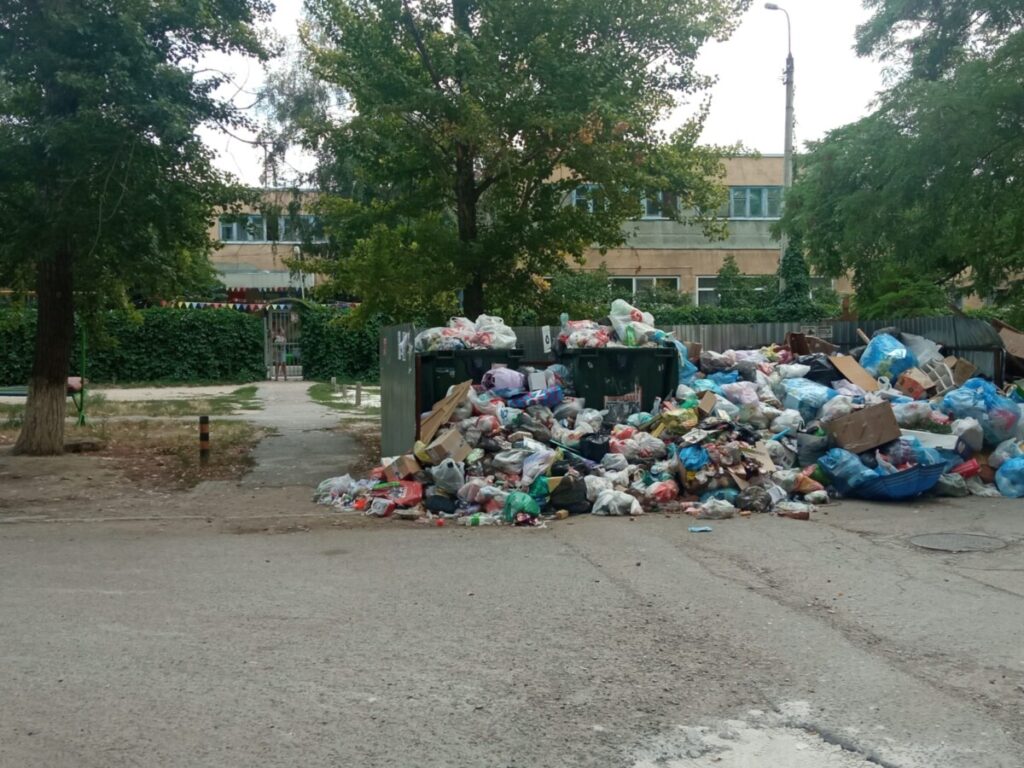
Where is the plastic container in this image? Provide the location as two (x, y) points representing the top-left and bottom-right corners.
(851, 463), (945, 501)
(557, 347), (678, 412)
(418, 349), (523, 410)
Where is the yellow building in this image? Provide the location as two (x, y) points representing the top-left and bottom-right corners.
(579, 155), (851, 303)
(208, 191), (322, 300)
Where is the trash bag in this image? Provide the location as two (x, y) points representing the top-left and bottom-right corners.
(609, 299), (658, 346)
(893, 401), (945, 429)
(430, 459), (465, 495)
(700, 488), (740, 504)
(599, 453), (629, 472)
(584, 475), (614, 502)
(314, 474), (355, 503)
(679, 445), (710, 470)
(771, 409), (805, 434)
(781, 378), (839, 423)
(819, 396), (857, 423)
(508, 386), (564, 410)
(860, 333), (918, 379)
(797, 431), (830, 466)
(900, 332), (943, 366)
(481, 367), (526, 391)
(578, 433), (611, 461)
(645, 480), (679, 503)
(995, 456), (1024, 498)
(989, 439), (1023, 469)
(492, 449), (532, 474)
(502, 491), (540, 523)
(965, 476), (1003, 497)
(952, 417), (984, 453)
(818, 448), (880, 495)
(795, 353), (839, 386)
(942, 378), (1021, 446)
(592, 489), (644, 516)
(934, 473), (969, 497)
(778, 363), (811, 379)
(522, 448), (558, 487)
(736, 486), (773, 513)
(553, 398), (585, 421)
(722, 381), (759, 405)
(633, 433), (668, 460)
(767, 439), (797, 469)
(549, 474), (590, 514)
(804, 489), (830, 505)
(697, 498), (735, 519)
(474, 314), (517, 349)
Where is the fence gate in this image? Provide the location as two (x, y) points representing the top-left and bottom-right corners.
(264, 307), (303, 380)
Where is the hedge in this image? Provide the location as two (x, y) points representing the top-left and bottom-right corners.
(300, 306), (381, 382)
(0, 307), (264, 386)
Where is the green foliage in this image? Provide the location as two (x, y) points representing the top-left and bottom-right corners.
(715, 254), (777, 309)
(853, 265), (950, 320)
(273, 0), (748, 317)
(782, 2), (1024, 316)
(0, 308), (264, 386)
(300, 306), (383, 382)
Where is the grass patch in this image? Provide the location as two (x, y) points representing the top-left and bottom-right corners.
(0, 386), (261, 419)
(308, 382), (381, 415)
(0, 418), (266, 489)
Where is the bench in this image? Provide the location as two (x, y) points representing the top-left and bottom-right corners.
(0, 377), (87, 424)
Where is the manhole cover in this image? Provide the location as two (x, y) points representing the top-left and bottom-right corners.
(910, 533), (1007, 553)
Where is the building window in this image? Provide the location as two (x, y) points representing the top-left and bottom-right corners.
(218, 215), (266, 242)
(610, 276), (680, 297)
(218, 213), (325, 243)
(641, 191), (678, 219)
(729, 187), (783, 219)
(572, 184), (600, 213)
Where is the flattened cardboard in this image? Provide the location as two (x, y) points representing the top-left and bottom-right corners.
(419, 380), (473, 445)
(999, 326), (1024, 360)
(697, 391), (718, 417)
(684, 341), (703, 362)
(425, 429), (472, 465)
(824, 403), (901, 454)
(828, 355), (879, 392)
(384, 454), (421, 482)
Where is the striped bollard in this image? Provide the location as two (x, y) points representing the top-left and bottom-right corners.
(199, 415), (210, 465)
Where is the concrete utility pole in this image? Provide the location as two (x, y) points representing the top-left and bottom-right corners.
(765, 3), (794, 190)
(766, 2), (794, 285)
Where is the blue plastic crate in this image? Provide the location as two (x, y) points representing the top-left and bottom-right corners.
(851, 463), (946, 501)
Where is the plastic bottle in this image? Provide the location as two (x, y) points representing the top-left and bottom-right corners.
(459, 513), (496, 526)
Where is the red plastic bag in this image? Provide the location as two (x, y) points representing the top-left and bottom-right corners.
(373, 481), (424, 508)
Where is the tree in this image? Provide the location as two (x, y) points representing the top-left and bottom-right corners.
(285, 0), (747, 318)
(0, 0), (271, 454)
(715, 254), (776, 309)
(781, 1), (1024, 315)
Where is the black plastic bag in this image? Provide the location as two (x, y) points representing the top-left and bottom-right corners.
(579, 433), (611, 461)
(796, 353), (839, 386)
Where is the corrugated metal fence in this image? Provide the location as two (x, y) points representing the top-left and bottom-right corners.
(379, 317), (1005, 456)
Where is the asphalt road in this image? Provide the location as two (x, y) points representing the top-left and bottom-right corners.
(1, 496), (1022, 768)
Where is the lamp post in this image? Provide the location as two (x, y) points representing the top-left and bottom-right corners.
(765, 2), (794, 190)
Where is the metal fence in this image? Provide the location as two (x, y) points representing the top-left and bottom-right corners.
(379, 316), (1006, 457)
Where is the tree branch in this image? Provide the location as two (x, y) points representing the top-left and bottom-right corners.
(401, 2), (446, 94)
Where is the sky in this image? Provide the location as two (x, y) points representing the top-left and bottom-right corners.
(199, 0), (886, 186)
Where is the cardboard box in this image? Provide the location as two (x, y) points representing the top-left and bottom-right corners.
(697, 391), (718, 417)
(944, 356), (978, 387)
(384, 454), (421, 482)
(896, 367), (936, 400)
(900, 429), (972, 458)
(425, 429), (471, 464)
(829, 354), (879, 392)
(824, 403), (901, 454)
(684, 341), (702, 362)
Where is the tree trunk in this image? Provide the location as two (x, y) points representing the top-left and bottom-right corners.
(463, 275), (485, 318)
(455, 139), (485, 317)
(13, 248), (75, 456)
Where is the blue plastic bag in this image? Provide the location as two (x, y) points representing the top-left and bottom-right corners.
(679, 445), (710, 471)
(995, 456), (1024, 498)
(819, 448), (879, 495)
(709, 370), (740, 386)
(780, 378), (839, 423)
(941, 378), (1021, 446)
(667, 340), (698, 386)
(693, 378), (724, 396)
(860, 334), (918, 379)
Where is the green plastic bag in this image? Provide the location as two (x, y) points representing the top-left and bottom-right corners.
(503, 491), (540, 523)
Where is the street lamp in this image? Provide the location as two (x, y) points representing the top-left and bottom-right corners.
(765, 2), (794, 190)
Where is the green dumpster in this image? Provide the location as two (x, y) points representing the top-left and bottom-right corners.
(558, 347), (677, 412)
(417, 349), (524, 411)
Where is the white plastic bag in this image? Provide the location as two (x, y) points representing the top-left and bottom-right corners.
(952, 417), (984, 453)
(591, 489), (643, 516)
(989, 438), (1023, 469)
(771, 409), (804, 433)
(430, 459), (465, 495)
(584, 475), (614, 502)
(600, 453), (629, 472)
(474, 314), (517, 349)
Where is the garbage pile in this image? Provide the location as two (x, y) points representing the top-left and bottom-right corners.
(316, 302), (1024, 526)
(414, 315), (517, 352)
